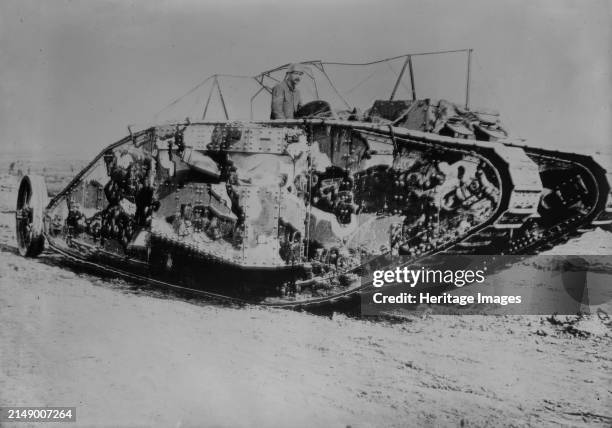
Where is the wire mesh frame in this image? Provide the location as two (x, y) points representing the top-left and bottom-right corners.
(190, 49), (474, 121)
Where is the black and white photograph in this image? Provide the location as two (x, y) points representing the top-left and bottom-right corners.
(1, 0), (611, 426)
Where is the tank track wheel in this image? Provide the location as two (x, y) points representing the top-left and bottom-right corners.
(16, 175), (48, 257)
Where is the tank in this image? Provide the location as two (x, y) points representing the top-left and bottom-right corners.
(15, 50), (612, 309)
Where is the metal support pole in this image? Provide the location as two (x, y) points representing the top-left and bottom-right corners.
(201, 76), (216, 120)
(465, 49), (472, 110)
(215, 76), (229, 120)
(311, 74), (319, 99)
(320, 65), (351, 109)
(254, 76), (272, 94)
(390, 56), (410, 101)
(250, 86), (265, 120)
(408, 56), (416, 100)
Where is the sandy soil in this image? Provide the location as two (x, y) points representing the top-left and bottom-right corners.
(1, 171), (611, 428)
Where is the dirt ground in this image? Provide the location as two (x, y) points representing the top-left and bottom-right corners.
(1, 172), (611, 428)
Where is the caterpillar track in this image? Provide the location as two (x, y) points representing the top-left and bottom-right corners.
(435, 146), (610, 256)
(494, 146), (610, 254)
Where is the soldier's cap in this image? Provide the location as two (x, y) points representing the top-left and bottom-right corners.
(287, 63), (306, 74)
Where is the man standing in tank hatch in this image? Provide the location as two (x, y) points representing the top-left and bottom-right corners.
(270, 63), (305, 119)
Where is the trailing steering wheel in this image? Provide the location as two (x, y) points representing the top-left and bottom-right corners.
(15, 175), (48, 257)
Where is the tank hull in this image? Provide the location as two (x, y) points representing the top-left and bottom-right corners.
(38, 119), (608, 308)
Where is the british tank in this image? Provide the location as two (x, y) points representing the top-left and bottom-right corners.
(15, 50), (612, 308)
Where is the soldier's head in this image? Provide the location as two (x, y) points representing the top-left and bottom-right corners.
(286, 63), (305, 87)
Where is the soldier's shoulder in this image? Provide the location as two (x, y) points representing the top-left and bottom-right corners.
(272, 81), (288, 91)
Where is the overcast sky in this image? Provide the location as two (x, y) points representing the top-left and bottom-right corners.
(0, 0), (610, 159)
